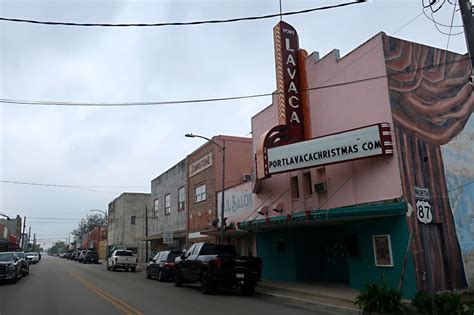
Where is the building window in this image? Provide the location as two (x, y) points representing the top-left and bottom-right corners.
(194, 184), (206, 203)
(178, 186), (185, 211)
(153, 199), (159, 218)
(303, 172), (312, 196)
(165, 194), (171, 215)
(131, 216), (136, 225)
(290, 176), (299, 199)
(372, 235), (394, 267)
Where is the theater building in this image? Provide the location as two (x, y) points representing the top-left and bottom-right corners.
(239, 22), (472, 298)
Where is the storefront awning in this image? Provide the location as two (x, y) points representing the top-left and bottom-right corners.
(201, 228), (251, 237)
(238, 202), (406, 231)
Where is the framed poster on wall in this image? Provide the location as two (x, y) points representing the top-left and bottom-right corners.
(372, 235), (394, 267)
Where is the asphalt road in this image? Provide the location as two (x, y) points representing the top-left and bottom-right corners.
(0, 256), (346, 315)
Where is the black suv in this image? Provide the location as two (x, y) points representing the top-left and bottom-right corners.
(83, 249), (99, 264)
(14, 251), (29, 276)
(0, 252), (22, 283)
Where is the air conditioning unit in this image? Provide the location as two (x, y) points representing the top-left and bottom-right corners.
(242, 174), (252, 182)
(314, 182), (327, 193)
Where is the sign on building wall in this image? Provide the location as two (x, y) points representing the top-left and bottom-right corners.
(265, 123), (393, 176)
(273, 21), (305, 142)
(414, 186), (433, 224)
(217, 182), (253, 228)
(189, 152), (213, 177)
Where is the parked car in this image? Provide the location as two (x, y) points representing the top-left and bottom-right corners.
(174, 243), (262, 295)
(0, 252), (22, 283)
(77, 250), (87, 263)
(25, 252), (39, 264)
(83, 249), (99, 264)
(107, 250), (137, 272)
(70, 250), (81, 261)
(14, 252), (29, 276)
(64, 250), (73, 259)
(146, 250), (182, 281)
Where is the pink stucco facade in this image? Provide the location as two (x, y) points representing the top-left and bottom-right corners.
(251, 33), (403, 216)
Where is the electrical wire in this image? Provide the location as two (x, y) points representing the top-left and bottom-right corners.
(1, 57), (470, 108)
(0, 1), (366, 28)
(0, 180), (148, 189)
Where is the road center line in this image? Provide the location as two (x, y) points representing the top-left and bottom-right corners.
(68, 271), (143, 315)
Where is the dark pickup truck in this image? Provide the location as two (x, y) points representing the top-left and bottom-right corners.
(174, 243), (262, 295)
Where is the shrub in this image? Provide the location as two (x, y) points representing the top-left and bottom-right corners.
(412, 290), (467, 315)
(355, 278), (405, 314)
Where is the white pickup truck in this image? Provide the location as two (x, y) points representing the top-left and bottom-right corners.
(107, 250), (138, 272)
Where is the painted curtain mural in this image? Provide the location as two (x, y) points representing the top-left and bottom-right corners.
(383, 35), (472, 291)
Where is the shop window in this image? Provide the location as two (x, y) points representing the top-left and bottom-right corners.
(303, 172), (312, 196)
(131, 216), (136, 225)
(178, 186), (185, 211)
(372, 235), (394, 267)
(194, 184), (206, 203)
(153, 199), (159, 218)
(290, 176), (299, 199)
(165, 194), (171, 215)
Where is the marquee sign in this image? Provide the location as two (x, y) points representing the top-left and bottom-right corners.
(189, 152), (213, 177)
(263, 123), (393, 176)
(274, 21), (305, 142)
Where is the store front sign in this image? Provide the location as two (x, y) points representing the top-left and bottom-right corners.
(189, 152), (213, 177)
(265, 123), (393, 175)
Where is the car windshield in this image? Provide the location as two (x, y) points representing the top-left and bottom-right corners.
(26, 252), (35, 256)
(0, 253), (15, 261)
(116, 251), (133, 256)
(16, 253), (25, 258)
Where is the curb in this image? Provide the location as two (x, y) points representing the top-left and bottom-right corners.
(256, 289), (360, 314)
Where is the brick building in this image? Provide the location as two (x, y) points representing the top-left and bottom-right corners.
(186, 135), (253, 246)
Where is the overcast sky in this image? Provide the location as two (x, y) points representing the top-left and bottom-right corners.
(0, 0), (468, 248)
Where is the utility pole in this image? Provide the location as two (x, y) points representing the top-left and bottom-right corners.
(27, 226), (31, 252)
(459, 0), (474, 83)
(21, 216), (26, 250)
(145, 204), (149, 262)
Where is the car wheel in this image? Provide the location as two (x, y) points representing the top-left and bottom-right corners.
(158, 270), (164, 282)
(112, 264), (116, 272)
(241, 285), (255, 296)
(200, 270), (214, 294)
(106, 262), (110, 270)
(12, 271), (18, 284)
(146, 268), (151, 279)
(130, 267), (136, 272)
(174, 269), (183, 287)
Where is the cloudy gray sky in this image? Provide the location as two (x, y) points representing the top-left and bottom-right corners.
(0, 0), (467, 247)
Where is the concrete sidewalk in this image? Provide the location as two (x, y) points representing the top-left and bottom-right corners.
(256, 281), (360, 314)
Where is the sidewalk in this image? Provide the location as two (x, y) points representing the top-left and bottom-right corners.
(256, 281), (360, 314)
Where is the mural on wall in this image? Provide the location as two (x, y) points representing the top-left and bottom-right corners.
(383, 35), (473, 291)
(442, 115), (474, 285)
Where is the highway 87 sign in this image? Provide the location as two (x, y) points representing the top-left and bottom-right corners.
(416, 200), (433, 224)
(163, 232), (173, 244)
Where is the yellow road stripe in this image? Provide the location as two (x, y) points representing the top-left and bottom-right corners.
(68, 271), (143, 315)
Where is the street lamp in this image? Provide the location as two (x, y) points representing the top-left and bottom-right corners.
(90, 209), (108, 258)
(185, 133), (226, 244)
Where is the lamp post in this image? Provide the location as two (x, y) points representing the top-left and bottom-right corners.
(90, 209), (108, 258)
(185, 133), (226, 244)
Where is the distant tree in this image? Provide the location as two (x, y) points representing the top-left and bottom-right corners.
(72, 213), (106, 238)
(48, 241), (67, 255)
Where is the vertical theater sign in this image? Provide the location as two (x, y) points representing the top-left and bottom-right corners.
(256, 21), (393, 179)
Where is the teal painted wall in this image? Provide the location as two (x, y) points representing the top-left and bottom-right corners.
(347, 216), (417, 299)
(256, 216), (417, 298)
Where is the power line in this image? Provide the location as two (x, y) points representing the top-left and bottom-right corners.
(0, 1), (366, 28)
(0, 180), (148, 189)
(446, 0), (458, 50)
(1, 57), (470, 108)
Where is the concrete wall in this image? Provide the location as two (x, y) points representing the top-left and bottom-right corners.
(251, 33), (402, 218)
(107, 193), (151, 262)
(150, 159), (187, 250)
